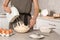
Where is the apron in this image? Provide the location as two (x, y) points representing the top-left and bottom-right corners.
(9, 0), (32, 29)
(11, 0), (32, 13)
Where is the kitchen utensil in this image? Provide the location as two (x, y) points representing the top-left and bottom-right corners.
(6, 6), (19, 22)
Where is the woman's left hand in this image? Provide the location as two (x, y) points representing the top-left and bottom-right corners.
(29, 18), (36, 28)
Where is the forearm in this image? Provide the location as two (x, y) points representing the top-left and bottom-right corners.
(32, 0), (39, 20)
(33, 7), (39, 20)
(3, 0), (10, 9)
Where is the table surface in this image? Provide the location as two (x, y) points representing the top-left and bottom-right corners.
(0, 30), (60, 40)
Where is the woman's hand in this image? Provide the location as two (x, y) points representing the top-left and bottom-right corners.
(29, 18), (36, 28)
(3, 0), (11, 13)
(29, 0), (39, 28)
(4, 7), (11, 13)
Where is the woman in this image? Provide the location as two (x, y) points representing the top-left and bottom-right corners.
(3, 0), (39, 29)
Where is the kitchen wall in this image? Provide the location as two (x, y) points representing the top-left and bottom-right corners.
(0, 0), (5, 14)
(0, 0), (60, 14)
(39, 0), (60, 13)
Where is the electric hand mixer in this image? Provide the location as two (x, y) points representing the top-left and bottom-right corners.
(6, 6), (19, 22)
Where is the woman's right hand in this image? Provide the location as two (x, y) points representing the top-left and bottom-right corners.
(3, 7), (11, 13)
(3, 0), (11, 13)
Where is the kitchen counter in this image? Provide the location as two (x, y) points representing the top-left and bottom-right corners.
(35, 16), (60, 35)
(0, 30), (60, 40)
(37, 16), (60, 23)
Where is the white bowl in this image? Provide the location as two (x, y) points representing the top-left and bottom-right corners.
(40, 27), (51, 33)
(41, 9), (48, 16)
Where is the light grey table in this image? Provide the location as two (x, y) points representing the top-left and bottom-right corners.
(0, 30), (60, 40)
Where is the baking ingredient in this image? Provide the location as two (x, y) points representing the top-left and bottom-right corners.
(14, 24), (30, 33)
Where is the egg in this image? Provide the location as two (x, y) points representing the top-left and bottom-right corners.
(5, 30), (10, 34)
(5, 30), (10, 37)
(0, 28), (2, 33)
(0, 28), (3, 35)
(1, 29), (6, 34)
(9, 29), (13, 35)
(1, 29), (6, 37)
(9, 29), (13, 33)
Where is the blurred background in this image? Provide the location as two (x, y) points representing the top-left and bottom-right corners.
(0, 0), (60, 40)
(1, 0), (60, 14)
(0, 0), (60, 30)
